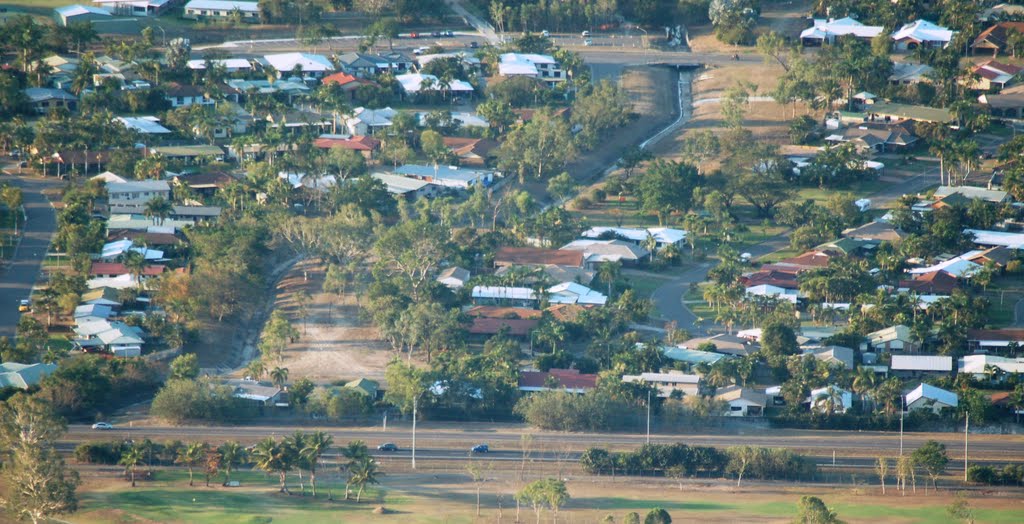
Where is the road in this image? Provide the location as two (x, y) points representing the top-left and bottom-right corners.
(63, 423), (1024, 465)
(0, 172), (60, 340)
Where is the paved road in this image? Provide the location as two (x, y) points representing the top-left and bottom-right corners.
(63, 423), (1024, 463)
(0, 174), (60, 340)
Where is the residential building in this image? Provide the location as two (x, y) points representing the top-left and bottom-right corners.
(979, 83), (1024, 119)
(0, 363), (57, 389)
(802, 345), (855, 370)
(908, 253), (983, 278)
(967, 328), (1024, 353)
(320, 72), (377, 100)
(186, 58), (253, 72)
(81, 287), (122, 308)
(115, 116), (171, 135)
(715, 386), (767, 416)
(866, 325), (917, 353)
(493, 247), (584, 268)
(623, 371), (701, 398)
(498, 53), (564, 84)
(842, 221), (907, 242)
(100, 239), (163, 261)
(24, 87), (77, 114)
(547, 282), (607, 306)
(183, 0), (259, 20)
(560, 239), (650, 268)
(395, 73), (474, 97)
(580, 227), (686, 249)
(745, 283), (801, 304)
(905, 383), (958, 414)
(889, 62), (934, 85)
(314, 135), (380, 159)
(959, 354), (1024, 381)
(436, 267), (470, 289)
(890, 355), (953, 378)
(345, 378), (381, 399)
(963, 229), (1024, 249)
(371, 173), (437, 199)
(471, 286), (536, 308)
(106, 180), (171, 206)
(467, 317), (538, 337)
(335, 52), (413, 78)
(54, 4), (112, 26)
(91, 0), (178, 16)
(800, 17), (883, 46)
(934, 185), (1010, 204)
(441, 137), (499, 166)
(970, 60), (1023, 91)
(149, 145), (227, 162)
(89, 262), (165, 279)
(892, 20), (954, 50)
(898, 270), (960, 294)
(972, 22), (1024, 56)
(825, 124), (918, 153)
(74, 304), (112, 323)
(230, 380), (285, 406)
(518, 368), (597, 394)
(262, 52), (334, 79)
(394, 164), (495, 189)
(980, 4), (1024, 22)
(494, 264), (596, 286)
(73, 319), (145, 356)
(661, 346), (728, 365)
(807, 386), (853, 414)
(965, 246), (1016, 269)
(164, 83), (213, 108)
(346, 107), (396, 135)
(680, 334), (760, 357)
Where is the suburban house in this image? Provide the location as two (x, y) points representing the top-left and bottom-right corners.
(89, 262), (166, 280)
(580, 226), (686, 249)
(662, 346), (727, 365)
(345, 378), (381, 400)
(467, 317), (538, 338)
(335, 52), (414, 77)
(934, 185), (1010, 204)
(73, 319), (145, 357)
(106, 180), (171, 207)
(115, 116), (172, 135)
(623, 371), (701, 398)
(186, 58), (253, 72)
(164, 83), (213, 108)
(313, 135), (380, 159)
(905, 383), (958, 414)
(262, 52), (334, 79)
(842, 221), (907, 242)
(183, 0), (260, 20)
(471, 286), (536, 308)
(890, 355), (954, 378)
(807, 386), (853, 414)
(493, 247), (584, 268)
(74, 303), (112, 323)
(715, 386), (767, 416)
(371, 173), (437, 199)
(898, 270), (960, 294)
(560, 239), (650, 268)
(802, 345), (855, 370)
(963, 229), (1024, 249)
(546, 282), (607, 306)
(892, 20), (954, 50)
(230, 380), (286, 407)
(825, 124), (918, 153)
(907, 253), (982, 279)
(518, 368), (597, 394)
(967, 328), (1024, 353)
(54, 4), (112, 26)
(971, 22), (1024, 56)
(0, 363), (58, 390)
(24, 87), (77, 114)
(436, 267), (471, 289)
(800, 17), (883, 46)
(970, 60), (1023, 91)
(959, 354), (1024, 381)
(91, 0), (177, 16)
(395, 73), (474, 98)
(680, 334), (760, 357)
(321, 72), (377, 100)
(498, 53), (564, 85)
(394, 164), (495, 189)
(346, 107), (397, 135)
(889, 63), (934, 85)
(100, 239), (163, 261)
(442, 137), (499, 166)
(965, 246), (1016, 269)
(866, 325), (918, 353)
(81, 287), (122, 308)
(979, 83), (1024, 118)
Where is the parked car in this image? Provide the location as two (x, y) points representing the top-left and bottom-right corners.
(18, 300), (30, 312)
(91, 422), (113, 430)
(471, 444), (489, 453)
(468, 41), (479, 49)
(378, 443), (399, 452)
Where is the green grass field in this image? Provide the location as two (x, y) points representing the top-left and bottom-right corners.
(70, 468), (1024, 524)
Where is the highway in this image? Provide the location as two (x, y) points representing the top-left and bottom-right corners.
(62, 423), (1024, 464)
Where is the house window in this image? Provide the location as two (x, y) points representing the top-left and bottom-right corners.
(730, 406), (742, 411)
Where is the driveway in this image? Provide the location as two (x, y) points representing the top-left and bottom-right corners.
(0, 173), (60, 340)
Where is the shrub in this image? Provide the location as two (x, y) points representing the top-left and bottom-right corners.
(150, 378), (255, 424)
(74, 441), (127, 464)
(514, 390), (636, 431)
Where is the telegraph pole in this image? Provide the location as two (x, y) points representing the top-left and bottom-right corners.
(646, 388), (651, 444)
(964, 412), (969, 482)
(411, 396), (418, 470)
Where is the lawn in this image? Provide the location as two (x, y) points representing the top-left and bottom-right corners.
(70, 468), (1024, 524)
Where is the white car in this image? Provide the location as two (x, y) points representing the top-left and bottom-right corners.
(413, 46), (430, 55)
(91, 422), (113, 430)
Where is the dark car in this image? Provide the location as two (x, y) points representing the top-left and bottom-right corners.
(468, 41), (479, 49)
(471, 444), (489, 453)
(431, 31), (441, 37)
(377, 442), (399, 452)
(443, 30), (454, 37)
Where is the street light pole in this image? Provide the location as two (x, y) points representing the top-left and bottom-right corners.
(646, 388), (651, 444)
(964, 412), (969, 482)
(411, 395), (418, 470)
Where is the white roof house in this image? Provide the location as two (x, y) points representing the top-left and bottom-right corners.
(394, 164), (495, 189)
(964, 229), (1024, 249)
(395, 73), (474, 94)
(905, 383), (957, 414)
(371, 172), (435, 196)
(436, 267), (471, 289)
(892, 20), (954, 48)
(346, 107), (396, 135)
(184, 0), (259, 13)
(87, 274), (139, 290)
(934, 186), (1009, 203)
(115, 116), (171, 134)
(581, 227), (686, 248)
(547, 282), (608, 305)
(889, 62), (934, 84)
(745, 284), (800, 303)
(263, 53), (335, 76)
(186, 58), (253, 71)
(471, 286), (536, 301)
(498, 53), (560, 79)
(101, 239), (163, 261)
(800, 17), (883, 43)
(908, 253), (982, 278)
(959, 355), (1024, 379)
(622, 371), (700, 398)
(808, 386), (853, 414)
(891, 355), (953, 373)
(561, 239), (650, 266)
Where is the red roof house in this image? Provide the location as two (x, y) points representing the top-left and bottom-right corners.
(467, 317), (539, 336)
(518, 368), (597, 393)
(898, 270), (959, 294)
(313, 135), (381, 158)
(89, 262), (166, 278)
(494, 247), (584, 268)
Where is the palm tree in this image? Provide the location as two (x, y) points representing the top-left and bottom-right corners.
(251, 437), (292, 493)
(121, 249), (146, 285)
(144, 196), (174, 226)
(301, 431), (333, 497)
(852, 366), (878, 413)
(245, 359), (266, 381)
(596, 260), (621, 298)
(348, 456), (380, 503)
(176, 442), (207, 487)
(120, 447), (144, 487)
(270, 367), (289, 388)
(218, 441), (247, 485)
(340, 440), (369, 500)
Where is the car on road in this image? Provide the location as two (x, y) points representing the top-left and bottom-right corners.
(541, 30), (550, 37)
(91, 422), (113, 430)
(471, 444), (489, 453)
(468, 41), (479, 48)
(442, 30), (454, 37)
(409, 32), (419, 38)
(413, 46), (430, 55)
(581, 30), (590, 38)
(431, 31), (441, 37)
(18, 300), (29, 312)
(378, 442), (399, 452)
(584, 38), (593, 46)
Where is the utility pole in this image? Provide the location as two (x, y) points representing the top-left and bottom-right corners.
(646, 388), (651, 444)
(411, 396), (418, 470)
(899, 405), (904, 456)
(964, 412), (969, 482)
